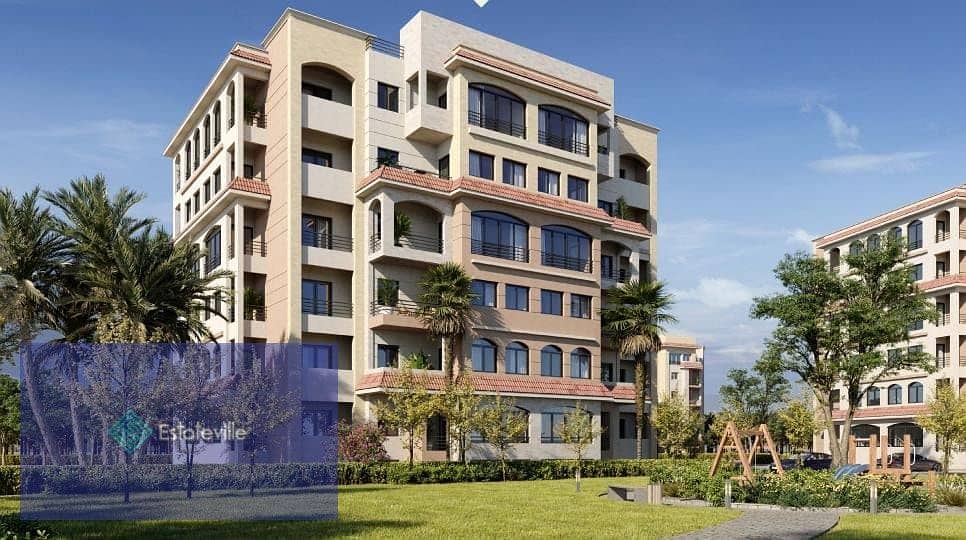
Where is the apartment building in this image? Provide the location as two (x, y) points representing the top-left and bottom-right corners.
(813, 185), (966, 471)
(163, 8), (704, 462)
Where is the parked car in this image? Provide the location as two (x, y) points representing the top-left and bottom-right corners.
(879, 453), (943, 472)
(771, 452), (833, 472)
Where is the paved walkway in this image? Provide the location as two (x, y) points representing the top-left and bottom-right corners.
(671, 509), (839, 540)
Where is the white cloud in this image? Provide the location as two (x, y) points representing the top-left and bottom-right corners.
(673, 278), (771, 309)
(785, 228), (814, 247)
(808, 151), (933, 174)
(817, 105), (860, 150)
(2, 119), (165, 155)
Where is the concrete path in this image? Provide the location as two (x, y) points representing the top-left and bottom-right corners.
(671, 509), (839, 540)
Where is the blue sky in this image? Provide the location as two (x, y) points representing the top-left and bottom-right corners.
(4, 1), (966, 409)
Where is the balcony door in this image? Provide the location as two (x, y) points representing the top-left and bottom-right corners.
(302, 214), (332, 249)
(302, 279), (332, 316)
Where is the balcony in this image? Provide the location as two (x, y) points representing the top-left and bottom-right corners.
(468, 111), (525, 139)
(302, 163), (354, 205)
(600, 177), (649, 211)
(937, 312), (951, 326)
(368, 300), (425, 331)
(541, 252), (593, 274)
(597, 148), (613, 177)
(243, 113), (268, 146)
(538, 130), (588, 156)
(470, 240), (528, 263)
(936, 231), (951, 243)
(242, 305), (266, 339)
(405, 104), (451, 143)
(301, 299), (353, 336)
(301, 368), (354, 403)
(302, 94), (354, 139)
(600, 267), (630, 285)
(301, 232), (354, 272)
(937, 354), (951, 369)
(368, 232), (444, 265)
(205, 258), (222, 275)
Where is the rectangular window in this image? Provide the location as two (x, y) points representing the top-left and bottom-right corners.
(669, 352), (682, 365)
(570, 352), (591, 379)
(376, 278), (399, 307)
(505, 285), (529, 311)
(910, 263), (923, 281)
(301, 279), (332, 315)
(193, 191), (200, 213)
(301, 214), (332, 248)
(377, 147), (399, 167)
(377, 83), (399, 112)
(213, 168), (221, 193)
(469, 151), (494, 180)
(598, 200), (614, 216)
(538, 168), (560, 195)
(301, 404), (334, 437)
(567, 176), (589, 202)
(302, 344), (335, 369)
(302, 82), (333, 100)
(505, 345), (528, 375)
(302, 148), (333, 167)
(502, 159), (526, 187)
(601, 364), (614, 382)
(438, 155), (450, 178)
(541, 290), (563, 316)
(203, 180), (211, 203)
(541, 412), (565, 443)
(570, 294), (591, 319)
(376, 344), (399, 368)
(205, 230), (221, 271)
(471, 280), (497, 307)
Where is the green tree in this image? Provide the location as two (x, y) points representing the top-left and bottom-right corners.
(417, 263), (475, 381)
(476, 395), (528, 480)
(652, 394), (701, 457)
(917, 385), (966, 475)
(559, 402), (600, 492)
(776, 396), (818, 452)
(437, 373), (484, 464)
(718, 355), (790, 429)
(0, 375), (19, 465)
(601, 280), (677, 459)
(375, 367), (438, 466)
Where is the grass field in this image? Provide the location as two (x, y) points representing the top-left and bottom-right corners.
(824, 513), (966, 539)
(0, 477), (738, 539)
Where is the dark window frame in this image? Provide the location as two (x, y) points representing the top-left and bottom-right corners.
(377, 82), (400, 112)
(541, 289), (563, 316)
(540, 345), (563, 377)
(469, 150), (495, 180)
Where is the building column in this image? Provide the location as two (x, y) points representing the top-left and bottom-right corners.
(952, 290), (962, 396)
(233, 203), (245, 345)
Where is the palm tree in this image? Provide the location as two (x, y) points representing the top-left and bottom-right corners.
(601, 280), (677, 459)
(417, 262), (475, 381)
(0, 188), (70, 464)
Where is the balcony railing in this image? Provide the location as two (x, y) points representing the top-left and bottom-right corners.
(244, 239), (267, 257)
(302, 232), (353, 252)
(365, 36), (404, 58)
(601, 268), (629, 283)
(467, 110), (525, 138)
(598, 145), (609, 155)
(936, 354), (950, 369)
(908, 239), (923, 250)
(245, 112), (267, 128)
(541, 252), (593, 273)
(538, 130), (589, 156)
(369, 234), (382, 253)
(395, 233), (442, 254)
(936, 231), (951, 242)
(244, 305), (265, 322)
(961, 354), (966, 367)
(471, 240), (528, 263)
(302, 299), (353, 317)
(205, 258), (221, 275)
(938, 312), (951, 326)
(370, 299), (423, 317)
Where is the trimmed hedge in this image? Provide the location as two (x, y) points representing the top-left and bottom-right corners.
(747, 469), (935, 512)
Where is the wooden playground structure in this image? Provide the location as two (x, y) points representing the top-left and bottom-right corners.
(847, 432), (936, 491)
(709, 422), (783, 484)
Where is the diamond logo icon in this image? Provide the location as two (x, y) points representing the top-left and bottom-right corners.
(474, 0), (490, 6)
(108, 409), (153, 454)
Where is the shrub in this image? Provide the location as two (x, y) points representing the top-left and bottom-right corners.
(336, 421), (390, 464)
(0, 513), (51, 539)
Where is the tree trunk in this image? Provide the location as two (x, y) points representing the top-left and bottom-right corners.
(441, 336), (452, 381)
(65, 354), (88, 466)
(123, 450), (131, 503)
(408, 435), (414, 468)
(575, 458), (582, 492)
(634, 355), (648, 459)
(249, 450), (256, 497)
(20, 339), (63, 465)
(186, 442), (194, 499)
(814, 390), (843, 469)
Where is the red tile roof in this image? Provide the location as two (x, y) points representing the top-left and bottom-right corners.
(357, 167), (652, 238)
(231, 48), (271, 66)
(357, 370), (637, 402)
(449, 47), (610, 107)
(832, 404), (928, 420)
(228, 177), (271, 196)
(681, 361), (704, 370)
(918, 273), (966, 291)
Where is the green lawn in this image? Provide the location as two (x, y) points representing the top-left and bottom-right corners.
(1, 477), (738, 539)
(824, 513), (966, 539)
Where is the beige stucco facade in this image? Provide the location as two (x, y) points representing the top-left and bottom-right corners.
(163, 8), (702, 461)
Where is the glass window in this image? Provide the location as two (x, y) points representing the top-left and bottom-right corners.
(541, 345), (562, 377)
(570, 294), (591, 319)
(601, 364), (614, 382)
(888, 422), (924, 447)
(908, 382), (924, 404)
(377, 83), (399, 112)
(888, 384), (902, 405)
(471, 339), (497, 372)
(303, 148), (332, 167)
(502, 159), (526, 187)
(302, 82), (332, 100)
(213, 168), (221, 193)
(889, 226), (902, 242)
(567, 176), (589, 202)
(598, 200), (614, 216)
(213, 102), (221, 144)
(849, 241), (863, 256)
(438, 155), (450, 178)
(301, 214), (332, 248)
(570, 348), (591, 379)
(541, 290), (563, 316)
(538, 105), (589, 155)
(302, 344), (335, 369)
(908, 220), (923, 249)
(206, 229), (221, 271)
(301, 404), (333, 437)
(505, 285), (529, 311)
(867, 234), (880, 250)
(541, 225), (591, 272)
(203, 180), (211, 203)
(376, 344), (398, 368)
(866, 386), (880, 406)
(506, 342), (528, 375)
(538, 168), (560, 195)
(910, 264), (923, 281)
(467, 84), (526, 138)
(471, 280), (497, 307)
(541, 412), (565, 443)
(469, 150), (495, 179)
(669, 352), (683, 365)
(301, 279), (331, 315)
(377, 148), (399, 167)
(471, 211), (528, 262)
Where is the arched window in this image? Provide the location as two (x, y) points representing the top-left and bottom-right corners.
(538, 105), (589, 155)
(471, 211), (528, 262)
(889, 226), (902, 242)
(192, 129), (200, 169)
(213, 101), (221, 144)
(908, 382), (924, 404)
(174, 155), (181, 189)
(570, 348), (591, 379)
(505, 342), (528, 375)
(866, 386), (880, 406)
(227, 83), (236, 128)
(908, 220), (923, 249)
(849, 241), (863, 256)
(203, 115), (211, 157)
(185, 142), (192, 178)
(541, 225), (591, 272)
(511, 406), (530, 442)
(467, 83), (525, 138)
(888, 384), (903, 405)
(888, 422), (923, 447)
(471, 338), (497, 373)
(851, 424), (879, 447)
(867, 233), (880, 251)
(828, 248), (840, 272)
(540, 345), (562, 377)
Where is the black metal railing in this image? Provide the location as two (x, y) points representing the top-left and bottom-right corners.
(598, 145), (609, 155)
(542, 252), (593, 273)
(370, 299), (423, 316)
(245, 111), (267, 128)
(228, 302), (236, 323)
(244, 305), (265, 322)
(369, 233), (382, 253)
(205, 258), (221, 275)
(301, 299), (353, 317)
(302, 232), (353, 252)
(908, 239), (923, 250)
(467, 110), (525, 138)
(601, 268), (629, 283)
(538, 130), (589, 156)
(244, 239), (267, 256)
(395, 233), (442, 253)
(365, 36), (404, 58)
(470, 240), (528, 263)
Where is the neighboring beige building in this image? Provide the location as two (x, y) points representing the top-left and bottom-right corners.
(813, 185), (966, 472)
(163, 8), (704, 462)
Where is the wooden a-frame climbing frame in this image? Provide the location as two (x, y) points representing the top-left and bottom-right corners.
(709, 422), (784, 484)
